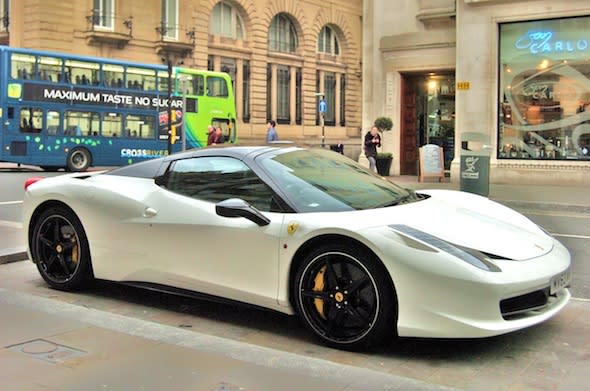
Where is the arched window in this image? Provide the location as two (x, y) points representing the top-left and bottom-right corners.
(318, 25), (340, 55)
(210, 1), (244, 39)
(269, 13), (298, 53)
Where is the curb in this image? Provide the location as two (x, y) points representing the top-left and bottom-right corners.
(0, 251), (27, 265)
(496, 200), (590, 215)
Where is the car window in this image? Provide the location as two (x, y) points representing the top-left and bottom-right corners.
(259, 149), (415, 212)
(164, 156), (280, 212)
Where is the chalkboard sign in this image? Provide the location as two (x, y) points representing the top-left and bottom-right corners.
(419, 144), (445, 182)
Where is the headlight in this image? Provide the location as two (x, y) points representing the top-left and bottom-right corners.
(389, 224), (501, 272)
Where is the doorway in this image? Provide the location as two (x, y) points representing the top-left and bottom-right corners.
(400, 72), (456, 175)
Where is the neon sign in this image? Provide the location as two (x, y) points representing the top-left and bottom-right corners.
(515, 30), (589, 54)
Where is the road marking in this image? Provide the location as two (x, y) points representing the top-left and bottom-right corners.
(0, 201), (22, 206)
(0, 220), (22, 229)
(572, 297), (590, 302)
(551, 233), (590, 240)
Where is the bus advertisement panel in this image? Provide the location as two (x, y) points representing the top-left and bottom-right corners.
(0, 46), (236, 171)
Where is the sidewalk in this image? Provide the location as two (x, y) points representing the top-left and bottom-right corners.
(0, 288), (451, 391)
(389, 175), (590, 215)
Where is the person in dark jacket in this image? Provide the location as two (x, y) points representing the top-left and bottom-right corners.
(364, 126), (381, 172)
(212, 127), (226, 145)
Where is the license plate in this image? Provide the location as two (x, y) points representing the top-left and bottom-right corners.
(550, 268), (571, 295)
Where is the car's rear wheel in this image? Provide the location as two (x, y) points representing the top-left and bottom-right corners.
(31, 206), (93, 291)
(293, 244), (396, 350)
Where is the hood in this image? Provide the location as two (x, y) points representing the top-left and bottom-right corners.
(362, 190), (553, 261)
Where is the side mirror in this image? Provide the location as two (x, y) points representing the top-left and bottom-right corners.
(216, 198), (270, 226)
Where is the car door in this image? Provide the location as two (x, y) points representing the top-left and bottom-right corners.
(144, 155), (285, 309)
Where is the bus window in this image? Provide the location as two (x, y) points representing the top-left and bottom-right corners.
(103, 64), (124, 88)
(176, 74), (204, 96)
(37, 57), (62, 82)
(125, 114), (156, 139)
(207, 76), (229, 97)
(158, 70), (171, 93)
(19, 108), (43, 133)
(127, 67), (156, 91)
(65, 60), (100, 86)
(46, 111), (61, 135)
(11, 53), (35, 80)
(65, 111), (100, 136)
(103, 113), (122, 137)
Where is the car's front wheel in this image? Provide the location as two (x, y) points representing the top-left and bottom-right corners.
(293, 244), (397, 350)
(31, 206), (93, 291)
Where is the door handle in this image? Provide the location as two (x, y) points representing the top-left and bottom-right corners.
(143, 207), (158, 217)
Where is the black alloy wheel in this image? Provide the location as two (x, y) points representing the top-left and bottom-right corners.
(293, 245), (396, 350)
(32, 207), (93, 291)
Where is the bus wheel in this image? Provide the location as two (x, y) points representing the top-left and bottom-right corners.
(67, 148), (92, 172)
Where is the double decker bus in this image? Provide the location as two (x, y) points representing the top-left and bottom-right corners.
(0, 46), (237, 171)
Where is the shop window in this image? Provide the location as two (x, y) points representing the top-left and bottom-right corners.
(499, 16), (590, 160)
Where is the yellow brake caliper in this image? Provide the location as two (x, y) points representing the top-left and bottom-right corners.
(313, 265), (327, 319)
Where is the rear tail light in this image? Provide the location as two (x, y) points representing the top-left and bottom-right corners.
(24, 177), (44, 190)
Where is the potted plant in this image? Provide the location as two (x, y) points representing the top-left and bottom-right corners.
(376, 152), (393, 176)
(373, 117), (393, 176)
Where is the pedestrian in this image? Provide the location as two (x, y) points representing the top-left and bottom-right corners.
(206, 125), (216, 146)
(364, 126), (381, 172)
(266, 120), (279, 143)
(212, 127), (226, 144)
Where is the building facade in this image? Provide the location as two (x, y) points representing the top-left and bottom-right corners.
(365, 0), (590, 185)
(1, 0), (362, 145)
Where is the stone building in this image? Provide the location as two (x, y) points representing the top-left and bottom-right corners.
(1, 0), (362, 146)
(364, 0), (590, 185)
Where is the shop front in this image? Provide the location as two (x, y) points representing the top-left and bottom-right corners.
(400, 73), (456, 175)
(499, 16), (590, 163)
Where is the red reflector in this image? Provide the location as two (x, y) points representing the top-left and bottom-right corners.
(24, 177), (44, 190)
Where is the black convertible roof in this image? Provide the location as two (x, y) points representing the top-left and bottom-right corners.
(106, 145), (299, 179)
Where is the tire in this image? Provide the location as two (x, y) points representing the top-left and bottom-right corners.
(31, 206), (93, 291)
(293, 244), (397, 350)
(67, 148), (91, 172)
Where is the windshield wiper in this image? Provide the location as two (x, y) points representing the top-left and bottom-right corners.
(373, 194), (412, 209)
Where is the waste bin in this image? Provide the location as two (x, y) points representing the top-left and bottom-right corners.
(460, 132), (492, 196)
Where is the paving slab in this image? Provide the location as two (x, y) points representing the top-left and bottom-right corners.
(0, 288), (451, 391)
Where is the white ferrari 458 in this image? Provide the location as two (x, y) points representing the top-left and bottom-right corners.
(23, 146), (571, 349)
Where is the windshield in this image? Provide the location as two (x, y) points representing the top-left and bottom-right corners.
(259, 148), (416, 212)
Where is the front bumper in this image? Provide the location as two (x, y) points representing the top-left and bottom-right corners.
(375, 232), (572, 339)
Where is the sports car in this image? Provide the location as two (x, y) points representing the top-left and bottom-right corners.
(22, 146), (571, 350)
